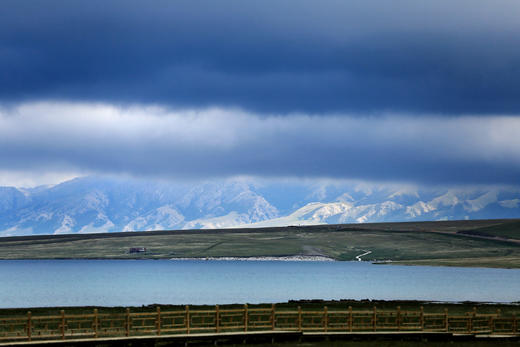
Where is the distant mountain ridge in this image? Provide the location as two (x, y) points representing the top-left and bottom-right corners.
(1, 176), (519, 236)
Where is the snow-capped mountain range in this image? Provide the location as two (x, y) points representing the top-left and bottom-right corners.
(1, 176), (519, 236)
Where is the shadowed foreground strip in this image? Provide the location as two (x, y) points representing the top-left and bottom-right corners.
(0, 304), (518, 345)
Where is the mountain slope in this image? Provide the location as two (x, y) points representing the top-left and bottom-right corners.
(0, 177), (278, 235)
(0, 177), (519, 236)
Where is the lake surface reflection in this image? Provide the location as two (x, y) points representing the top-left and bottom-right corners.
(1, 260), (519, 308)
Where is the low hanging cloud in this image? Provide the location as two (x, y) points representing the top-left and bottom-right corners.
(1, 0), (520, 114)
(0, 102), (519, 185)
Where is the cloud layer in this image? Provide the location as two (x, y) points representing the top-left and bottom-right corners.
(1, 103), (519, 185)
(2, 1), (519, 189)
(2, 0), (520, 114)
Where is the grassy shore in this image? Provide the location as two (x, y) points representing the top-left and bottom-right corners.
(1, 299), (519, 318)
(0, 219), (519, 268)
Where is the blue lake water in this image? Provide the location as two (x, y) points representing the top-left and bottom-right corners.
(0, 260), (519, 308)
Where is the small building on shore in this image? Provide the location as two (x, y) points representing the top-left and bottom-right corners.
(129, 247), (146, 254)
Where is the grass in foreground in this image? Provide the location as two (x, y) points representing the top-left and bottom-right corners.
(1, 299), (519, 317)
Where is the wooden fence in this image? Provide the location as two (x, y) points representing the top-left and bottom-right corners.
(0, 305), (517, 342)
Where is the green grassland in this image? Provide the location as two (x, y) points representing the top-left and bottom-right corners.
(458, 220), (520, 239)
(0, 219), (519, 268)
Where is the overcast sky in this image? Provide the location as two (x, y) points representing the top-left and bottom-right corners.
(1, 0), (519, 187)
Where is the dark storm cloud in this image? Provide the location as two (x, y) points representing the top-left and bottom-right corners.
(1, 103), (519, 185)
(2, 0), (520, 114)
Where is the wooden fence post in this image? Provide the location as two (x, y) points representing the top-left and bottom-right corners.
(61, 310), (65, 340)
(468, 307), (476, 333)
(244, 304), (248, 332)
(156, 306), (161, 336)
(493, 309), (501, 334)
(18, 304), (511, 341)
(373, 306), (377, 332)
(396, 306), (401, 331)
(27, 311), (32, 342)
(93, 309), (98, 338)
(420, 306), (424, 331)
(513, 315), (517, 334)
(348, 306), (352, 332)
(323, 306), (328, 332)
(125, 308), (130, 337)
(297, 306), (302, 332)
(186, 305), (190, 334)
(444, 308), (449, 332)
(271, 304), (275, 331)
(216, 305), (220, 333)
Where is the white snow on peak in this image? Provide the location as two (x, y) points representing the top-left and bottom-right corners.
(405, 191), (460, 218)
(1, 176), (519, 236)
(54, 215), (75, 234)
(81, 190), (109, 211)
(463, 191), (498, 212)
(337, 201), (403, 224)
(229, 191), (278, 222)
(77, 211), (115, 233)
(239, 200), (404, 228)
(312, 202), (353, 219)
(183, 211), (254, 229)
(123, 205), (184, 231)
(430, 191), (460, 208)
(235, 202), (333, 228)
(406, 201), (436, 218)
(78, 219), (115, 234)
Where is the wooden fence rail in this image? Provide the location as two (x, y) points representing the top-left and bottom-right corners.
(0, 305), (517, 342)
